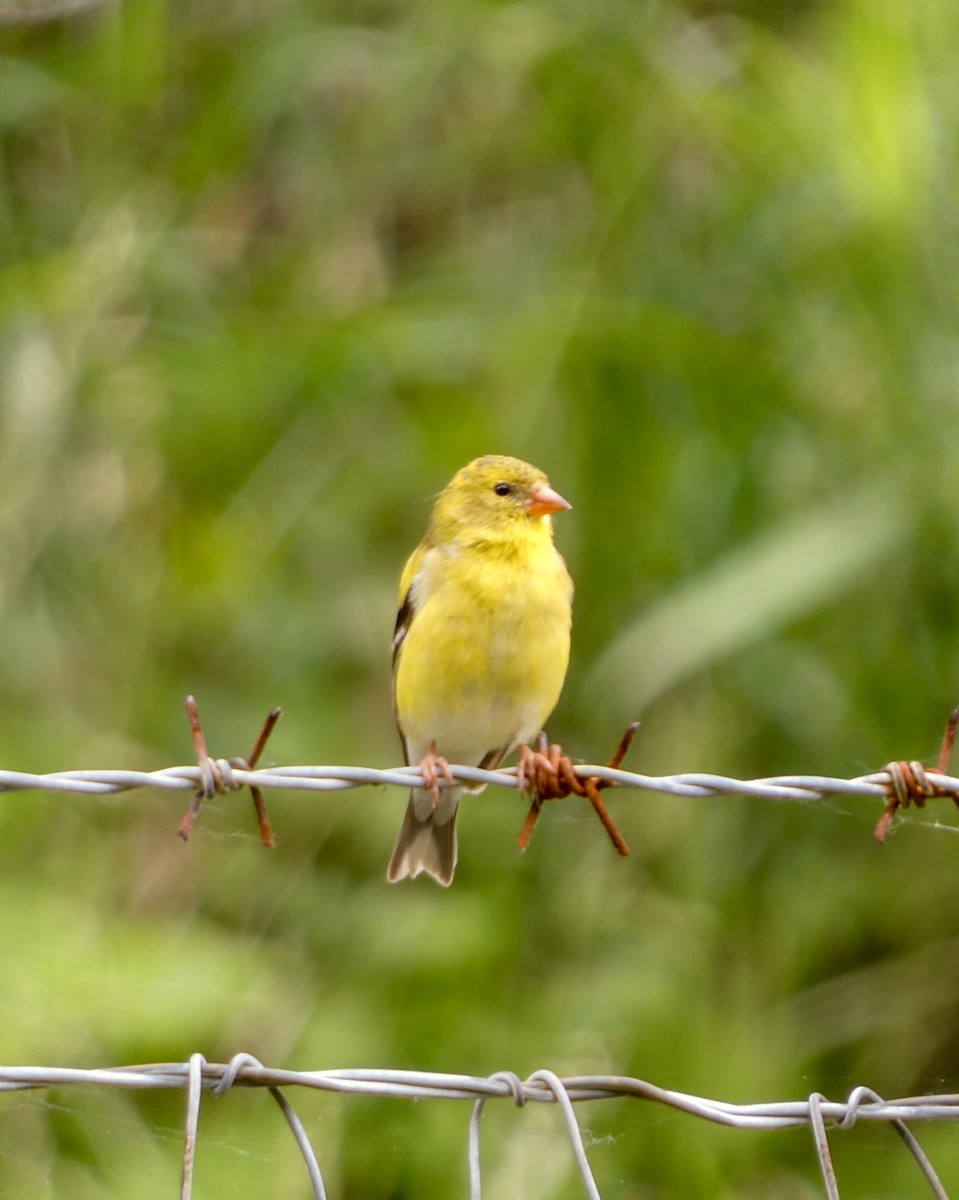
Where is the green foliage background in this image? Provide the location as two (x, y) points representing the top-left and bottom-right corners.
(2, 0), (959, 1195)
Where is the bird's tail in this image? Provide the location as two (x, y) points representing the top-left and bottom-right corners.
(387, 789), (460, 886)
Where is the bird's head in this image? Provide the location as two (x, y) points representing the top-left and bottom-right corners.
(431, 455), (571, 541)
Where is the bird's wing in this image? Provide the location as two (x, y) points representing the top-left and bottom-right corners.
(392, 539), (433, 762)
(392, 539), (429, 666)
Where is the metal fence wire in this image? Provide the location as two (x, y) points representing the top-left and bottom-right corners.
(0, 1058), (956, 1200)
(4, 699), (959, 1198)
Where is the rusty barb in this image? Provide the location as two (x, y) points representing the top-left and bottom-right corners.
(875, 707), (959, 844)
(177, 696), (283, 847)
(516, 723), (639, 858)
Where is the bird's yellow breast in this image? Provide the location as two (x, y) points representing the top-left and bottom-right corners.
(394, 531), (572, 763)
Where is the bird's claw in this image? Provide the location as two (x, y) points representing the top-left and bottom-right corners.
(516, 734), (569, 799)
(421, 743), (454, 808)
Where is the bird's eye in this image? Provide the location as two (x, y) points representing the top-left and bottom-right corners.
(493, 482), (512, 496)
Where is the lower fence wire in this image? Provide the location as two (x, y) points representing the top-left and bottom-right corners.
(0, 1058), (954, 1199)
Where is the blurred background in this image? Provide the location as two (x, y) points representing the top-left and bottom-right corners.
(1, 0), (958, 1195)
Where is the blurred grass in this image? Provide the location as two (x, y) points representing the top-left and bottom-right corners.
(1, 0), (959, 1195)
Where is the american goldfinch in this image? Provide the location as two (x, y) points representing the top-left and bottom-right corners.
(387, 455), (573, 886)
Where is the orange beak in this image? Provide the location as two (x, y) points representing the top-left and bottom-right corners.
(527, 482), (572, 516)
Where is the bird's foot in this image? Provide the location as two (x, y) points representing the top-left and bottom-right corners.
(516, 733), (567, 799)
(517, 725), (639, 857)
(420, 742), (454, 808)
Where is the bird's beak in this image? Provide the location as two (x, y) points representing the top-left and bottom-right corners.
(527, 483), (572, 516)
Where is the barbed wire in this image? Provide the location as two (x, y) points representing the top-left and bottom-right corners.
(2, 690), (958, 850)
(1, 1056), (954, 1199)
(0, 757), (914, 802)
(0, 744), (955, 849)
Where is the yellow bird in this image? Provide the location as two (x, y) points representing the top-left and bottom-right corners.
(388, 455), (573, 885)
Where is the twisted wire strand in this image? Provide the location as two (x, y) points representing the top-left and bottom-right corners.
(6, 1059), (959, 1120)
(0, 760), (927, 805)
(3, 1060), (955, 1200)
